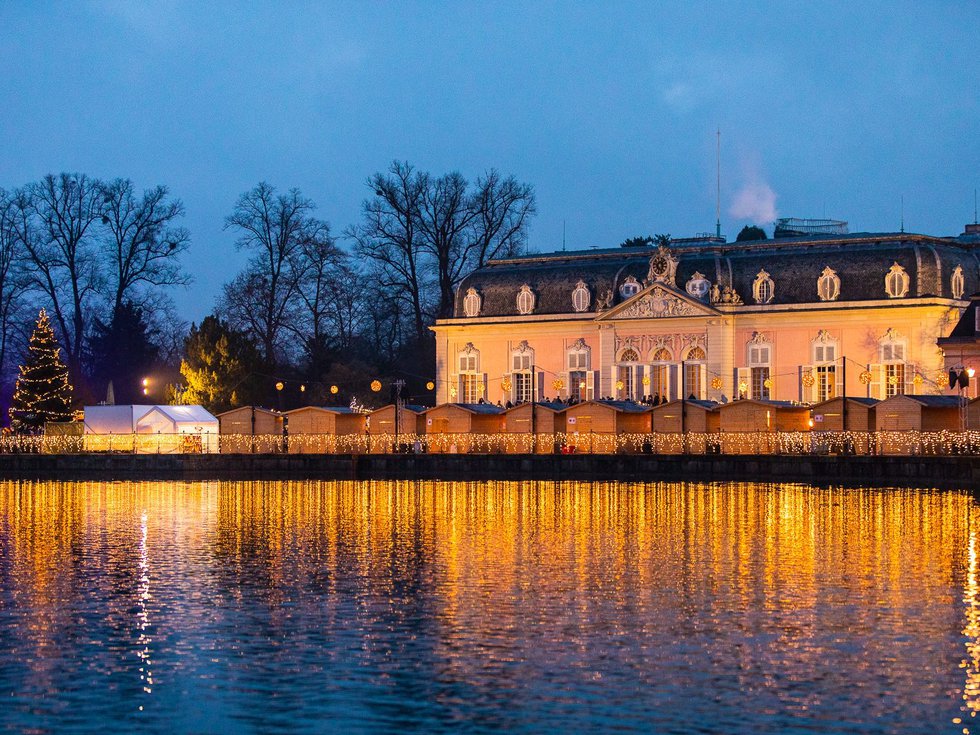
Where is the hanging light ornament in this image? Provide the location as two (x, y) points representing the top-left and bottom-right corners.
(801, 372), (815, 387)
(330, 385), (339, 394)
(913, 373), (923, 385)
(887, 375), (899, 386)
(710, 376), (723, 390)
(275, 381), (284, 391)
(552, 378), (564, 391)
(859, 370), (873, 385)
(763, 378), (773, 389)
(615, 380), (625, 391)
(501, 377), (512, 392)
(426, 381), (435, 391)
(370, 380), (382, 392)
(641, 375), (651, 386)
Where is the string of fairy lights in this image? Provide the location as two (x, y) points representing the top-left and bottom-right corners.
(10, 429), (980, 456)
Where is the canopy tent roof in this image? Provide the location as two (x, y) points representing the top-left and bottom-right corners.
(84, 405), (218, 434)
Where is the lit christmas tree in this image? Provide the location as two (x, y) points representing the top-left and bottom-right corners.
(9, 309), (73, 432)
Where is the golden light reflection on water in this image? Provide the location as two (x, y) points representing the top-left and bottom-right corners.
(1, 479), (979, 731)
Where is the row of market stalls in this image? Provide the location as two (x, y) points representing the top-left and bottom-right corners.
(213, 394), (977, 455)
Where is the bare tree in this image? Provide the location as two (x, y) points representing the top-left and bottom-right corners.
(222, 182), (323, 366)
(13, 173), (103, 378)
(347, 161), (431, 345)
(0, 190), (30, 381)
(99, 178), (190, 314)
(293, 230), (365, 373)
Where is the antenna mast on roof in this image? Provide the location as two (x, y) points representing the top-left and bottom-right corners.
(900, 195), (905, 234)
(562, 219), (566, 251)
(715, 129), (721, 239)
(974, 188), (978, 225)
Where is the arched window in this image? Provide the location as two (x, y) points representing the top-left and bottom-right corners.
(462, 288), (481, 317)
(571, 281), (591, 312)
(817, 267), (840, 302)
(619, 276), (641, 299)
(686, 272), (710, 300)
(510, 342), (535, 403)
(684, 346), (706, 400)
(649, 346), (673, 401)
(567, 340), (591, 400)
(516, 284), (536, 315)
(885, 263), (909, 298)
(457, 344), (482, 403)
(617, 347), (641, 399)
(753, 270), (774, 304)
(952, 265), (965, 300)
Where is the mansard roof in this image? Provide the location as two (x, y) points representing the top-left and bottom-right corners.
(453, 231), (980, 319)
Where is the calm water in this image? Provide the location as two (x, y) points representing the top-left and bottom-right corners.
(0, 480), (978, 734)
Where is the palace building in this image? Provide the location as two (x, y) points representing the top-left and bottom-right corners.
(431, 221), (980, 407)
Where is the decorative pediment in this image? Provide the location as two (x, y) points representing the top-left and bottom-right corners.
(597, 283), (717, 321)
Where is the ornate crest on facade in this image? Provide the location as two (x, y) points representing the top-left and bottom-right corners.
(646, 244), (679, 286)
(681, 333), (706, 350)
(616, 285), (703, 319)
(815, 329), (834, 343)
(515, 339), (532, 353)
(749, 331), (770, 345)
(462, 342), (477, 354)
(685, 271), (711, 300)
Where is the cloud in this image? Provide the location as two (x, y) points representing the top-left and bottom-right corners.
(729, 180), (778, 223)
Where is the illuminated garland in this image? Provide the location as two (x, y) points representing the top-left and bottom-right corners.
(11, 429), (980, 457)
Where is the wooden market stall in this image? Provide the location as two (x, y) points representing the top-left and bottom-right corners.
(808, 397), (878, 454)
(216, 406), (283, 453)
(715, 399), (811, 454)
(284, 406), (367, 453)
(502, 401), (566, 453)
(560, 400), (651, 453)
(650, 399), (719, 453)
(875, 394), (966, 454)
(366, 404), (427, 452)
(422, 403), (505, 453)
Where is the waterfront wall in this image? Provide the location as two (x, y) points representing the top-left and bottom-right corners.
(0, 452), (978, 489)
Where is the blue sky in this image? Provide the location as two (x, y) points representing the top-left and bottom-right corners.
(2, 2), (978, 321)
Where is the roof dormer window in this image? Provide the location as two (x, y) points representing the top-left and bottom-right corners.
(619, 276), (641, 299)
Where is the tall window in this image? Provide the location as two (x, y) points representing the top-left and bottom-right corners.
(516, 284), (536, 315)
(885, 263), (909, 298)
(650, 347), (672, 400)
(881, 337), (906, 397)
(817, 267), (840, 302)
(617, 348), (640, 399)
(813, 339), (838, 402)
(568, 342), (590, 400)
(458, 348), (481, 403)
(684, 346), (705, 399)
(512, 347), (534, 403)
(748, 341), (771, 399)
(571, 281), (591, 312)
(462, 288), (481, 317)
(753, 270), (774, 304)
(952, 265), (965, 299)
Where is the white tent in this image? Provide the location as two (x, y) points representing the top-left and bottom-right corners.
(83, 404), (219, 453)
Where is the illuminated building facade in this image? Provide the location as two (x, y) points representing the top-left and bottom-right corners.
(432, 225), (980, 406)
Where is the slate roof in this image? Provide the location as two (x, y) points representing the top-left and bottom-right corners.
(896, 395), (967, 408)
(430, 403), (506, 415)
(453, 232), (980, 318)
(939, 297), (980, 342)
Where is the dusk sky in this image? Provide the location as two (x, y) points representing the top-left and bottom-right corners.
(2, 2), (978, 322)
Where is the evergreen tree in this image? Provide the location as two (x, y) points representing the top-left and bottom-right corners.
(9, 309), (73, 432)
(177, 316), (263, 412)
(89, 302), (160, 404)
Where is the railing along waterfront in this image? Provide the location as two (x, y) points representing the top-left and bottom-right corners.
(5, 430), (980, 456)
